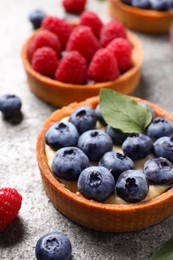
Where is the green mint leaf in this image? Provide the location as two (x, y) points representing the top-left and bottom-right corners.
(150, 239), (173, 260)
(100, 89), (152, 134)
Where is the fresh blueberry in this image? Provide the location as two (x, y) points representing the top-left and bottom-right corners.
(0, 94), (22, 118)
(78, 130), (113, 161)
(95, 104), (106, 125)
(149, 0), (170, 11)
(147, 117), (173, 141)
(105, 125), (129, 145)
(99, 152), (135, 182)
(121, 0), (132, 5)
(153, 136), (173, 163)
(77, 166), (115, 202)
(169, 0), (173, 8)
(122, 133), (153, 161)
(45, 122), (79, 151)
(131, 0), (151, 9)
(35, 231), (72, 260)
(68, 106), (97, 135)
(116, 170), (149, 203)
(144, 157), (173, 185)
(29, 9), (47, 29)
(52, 147), (89, 180)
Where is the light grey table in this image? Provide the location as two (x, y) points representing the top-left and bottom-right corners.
(1, 0), (173, 259)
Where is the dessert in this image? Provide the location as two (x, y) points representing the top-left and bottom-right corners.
(108, 0), (173, 33)
(22, 12), (143, 107)
(37, 90), (173, 232)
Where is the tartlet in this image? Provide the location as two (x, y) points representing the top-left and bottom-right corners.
(108, 0), (173, 33)
(21, 30), (143, 107)
(37, 95), (173, 232)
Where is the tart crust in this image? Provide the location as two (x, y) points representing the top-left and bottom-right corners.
(21, 30), (143, 107)
(37, 96), (173, 232)
(108, 0), (173, 33)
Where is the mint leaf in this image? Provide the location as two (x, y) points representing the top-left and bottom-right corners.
(150, 239), (173, 260)
(100, 89), (152, 134)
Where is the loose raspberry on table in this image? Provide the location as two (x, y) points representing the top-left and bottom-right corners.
(41, 16), (72, 50)
(62, 0), (87, 14)
(79, 10), (103, 39)
(28, 30), (61, 61)
(107, 38), (132, 72)
(66, 25), (100, 63)
(0, 188), (22, 232)
(88, 48), (120, 83)
(100, 20), (127, 47)
(31, 46), (59, 78)
(55, 51), (87, 84)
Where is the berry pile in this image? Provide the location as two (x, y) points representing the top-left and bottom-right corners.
(28, 11), (132, 84)
(45, 99), (173, 204)
(121, 0), (173, 11)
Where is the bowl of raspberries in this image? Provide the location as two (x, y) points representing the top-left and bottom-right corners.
(22, 11), (143, 107)
(109, 0), (173, 33)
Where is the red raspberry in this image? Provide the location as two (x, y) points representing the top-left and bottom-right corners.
(88, 48), (120, 83)
(79, 10), (103, 39)
(28, 30), (61, 61)
(31, 47), (59, 78)
(62, 0), (87, 14)
(0, 188), (22, 232)
(55, 51), (87, 84)
(100, 20), (127, 47)
(66, 25), (100, 63)
(107, 38), (132, 73)
(42, 16), (72, 49)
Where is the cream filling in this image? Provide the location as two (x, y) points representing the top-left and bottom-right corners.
(45, 117), (169, 204)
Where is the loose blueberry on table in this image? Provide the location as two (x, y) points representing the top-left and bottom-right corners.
(44, 90), (173, 204)
(35, 231), (72, 260)
(0, 94), (22, 121)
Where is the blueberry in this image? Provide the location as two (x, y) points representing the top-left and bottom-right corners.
(35, 231), (72, 260)
(95, 104), (106, 125)
(45, 122), (79, 151)
(77, 166), (115, 202)
(122, 133), (153, 161)
(131, 0), (151, 9)
(105, 125), (129, 145)
(116, 170), (149, 203)
(29, 9), (47, 29)
(68, 106), (97, 135)
(0, 94), (22, 118)
(147, 117), (173, 141)
(144, 157), (173, 185)
(52, 147), (89, 180)
(78, 130), (113, 161)
(169, 0), (173, 8)
(121, 0), (132, 5)
(99, 152), (135, 182)
(153, 136), (173, 163)
(149, 0), (170, 11)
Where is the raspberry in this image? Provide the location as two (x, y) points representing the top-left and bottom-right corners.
(31, 47), (59, 78)
(28, 30), (61, 61)
(62, 0), (87, 14)
(55, 51), (87, 84)
(88, 48), (120, 83)
(0, 188), (22, 232)
(66, 25), (100, 63)
(107, 38), (132, 72)
(100, 20), (127, 47)
(79, 10), (103, 39)
(42, 16), (72, 49)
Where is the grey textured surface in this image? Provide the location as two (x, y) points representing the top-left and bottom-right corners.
(1, 0), (173, 259)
